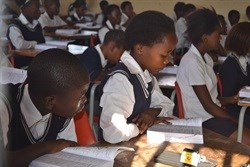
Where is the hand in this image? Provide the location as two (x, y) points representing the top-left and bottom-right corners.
(132, 108), (161, 134)
(46, 139), (79, 154)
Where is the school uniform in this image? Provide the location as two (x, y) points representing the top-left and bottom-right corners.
(99, 51), (174, 143)
(177, 45), (237, 137)
(80, 44), (108, 82)
(219, 53), (250, 129)
(120, 12), (128, 26)
(98, 20), (124, 43)
(38, 12), (66, 28)
(0, 83), (77, 150)
(95, 13), (104, 25)
(67, 10), (84, 23)
(7, 13), (45, 49)
(7, 13), (45, 68)
(175, 17), (190, 49)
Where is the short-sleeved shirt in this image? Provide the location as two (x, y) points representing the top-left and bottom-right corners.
(176, 44), (221, 122)
(0, 84), (77, 147)
(38, 12), (66, 28)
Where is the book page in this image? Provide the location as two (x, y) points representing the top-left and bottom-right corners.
(29, 151), (114, 167)
(0, 67), (27, 84)
(239, 86), (250, 98)
(168, 118), (202, 127)
(159, 66), (178, 75)
(55, 29), (80, 36)
(35, 44), (57, 50)
(62, 146), (134, 161)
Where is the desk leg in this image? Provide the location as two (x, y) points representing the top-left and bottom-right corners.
(237, 106), (247, 143)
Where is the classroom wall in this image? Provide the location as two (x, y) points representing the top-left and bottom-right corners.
(60, 0), (250, 22)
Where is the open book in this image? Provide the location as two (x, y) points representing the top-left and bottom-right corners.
(147, 118), (203, 144)
(29, 146), (134, 167)
(239, 86), (250, 98)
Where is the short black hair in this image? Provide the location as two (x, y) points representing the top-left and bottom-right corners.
(174, 2), (185, 12)
(44, 0), (59, 6)
(103, 4), (120, 24)
(246, 6), (250, 15)
(125, 10), (175, 50)
(217, 14), (225, 22)
(225, 22), (250, 56)
(121, 1), (132, 11)
(182, 3), (196, 16)
(27, 49), (89, 98)
(73, 0), (87, 8)
(186, 8), (220, 45)
(228, 9), (240, 19)
(103, 30), (125, 48)
(100, 0), (108, 10)
(17, 0), (38, 9)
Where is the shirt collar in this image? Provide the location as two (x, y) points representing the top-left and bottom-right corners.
(106, 20), (120, 30)
(18, 13), (38, 29)
(44, 12), (54, 20)
(190, 44), (214, 67)
(20, 84), (49, 128)
(120, 51), (152, 84)
(95, 44), (107, 68)
(73, 11), (83, 21)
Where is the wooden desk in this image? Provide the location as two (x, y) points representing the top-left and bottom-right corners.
(44, 31), (97, 40)
(97, 128), (250, 167)
(9, 49), (40, 58)
(237, 101), (250, 143)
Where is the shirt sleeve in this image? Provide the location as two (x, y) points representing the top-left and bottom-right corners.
(99, 73), (139, 143)
(57, 119), (77, 142)
(98, 27), (109, 43)
(0, 98), (10, 148)
(150, 76), (174, 117)
(9, 26), (37, 49)
(187, 58), (206, 86)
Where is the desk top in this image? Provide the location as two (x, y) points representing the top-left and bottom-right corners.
(97, 128), (250, 167)
(9, 49), (39, 58)
(44, 30), (97, 40)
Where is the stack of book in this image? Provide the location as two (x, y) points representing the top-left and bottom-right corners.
(239, 86), (250, 103)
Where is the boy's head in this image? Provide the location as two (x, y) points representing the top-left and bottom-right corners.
(225, 22), (250, 57)
(44, 0), (60, 16)
(27, 49), (90, 118)
(18, 0), (41, 20)
(218, 14), (227, 35)
(125, 11), (177, 74)
(174, 2), (185, 19)
(100, 0), (109, 12)
(228, 10), (240, 26)
(246, 6), (250, 21)
(182, 3), (196, 17)
(73, 0), (87, 18)
(187, 8), (221, 50)
(120, 1), (134, 18)
(104, 4), (121, 25)
(102, 30), (125, 65)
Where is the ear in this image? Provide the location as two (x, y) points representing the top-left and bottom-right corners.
(201, 34), (208, 44)
(44, 95), (57, 110)
(134, 44), (143, 55)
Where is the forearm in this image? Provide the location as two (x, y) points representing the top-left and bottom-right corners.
(43, 26), (65, 33)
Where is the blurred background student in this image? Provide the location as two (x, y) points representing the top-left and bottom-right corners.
(95, 0), (109, 26)
(120, 1), (136, 29)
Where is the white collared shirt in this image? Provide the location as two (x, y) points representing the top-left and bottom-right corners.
(98, 20), (125, 43)
(100, 51), (174, 143)
(0, 84), (77, 147)
(8, 13), (39, 49)
(177, 45), (221, 122)
(120, 12), (128, 26)
(38, 12), (66, 28)
(95, 44), (107, 68)
(67, 10), (84, 22)
(175, 17), (190, 49)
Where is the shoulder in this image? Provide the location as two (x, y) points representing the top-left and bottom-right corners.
(81, 47), (99, 58)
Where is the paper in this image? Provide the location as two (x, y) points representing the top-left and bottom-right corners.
(77, 30), (98, 36)
(35, 44), (58, 50)
(45, 40), (72, 47)
(239, 86), (250, 98)
(55, 29), (80, 36)
(0, 67), (27, 84)
(29, 146), (134, 167)
(76, 23), (101, 29)
(159, 66), (178, 75)
(68, 44), (88, 55)
(147, 118), (203, 144)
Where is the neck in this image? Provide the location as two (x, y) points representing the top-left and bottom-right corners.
(47, 12), (54, 19)
(130, 50), (145, 71)
(195, 43), (206, 57)
(28, 91), (49, 116)
(23, 14), (34, 23)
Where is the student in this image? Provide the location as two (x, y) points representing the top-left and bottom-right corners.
(38, 0), (67, 33)
(246, 6), (250, 21)
(227, 9), (240, 33)
(95, 0), (109, 26)
(80, 30), (125, 82)
(99, 11), (177, 143)
(219, 22), (250, 129)
(217, 14), (227, 47)
(67, 0), (88, 23)
(171, 1), (185, 23)
(7, 0), (45, 68)
(175, 3), (196, 50)
(176, 8), (250, 145)
(0, 48), (90, 166)
(68, 0), (94, 23)
(98, 4), (123, 43)
(120, 1), (136, 28)
(7, 0), (45, 49)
